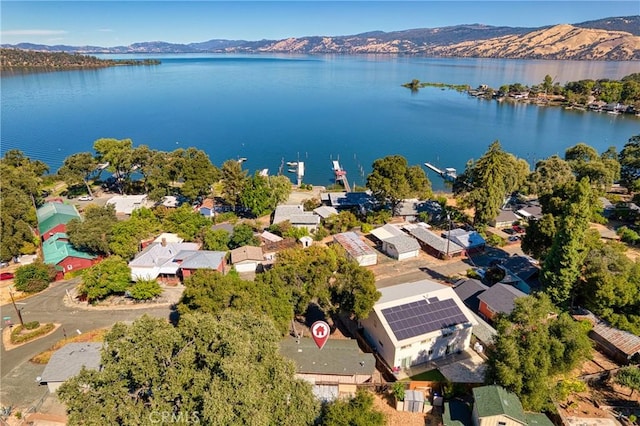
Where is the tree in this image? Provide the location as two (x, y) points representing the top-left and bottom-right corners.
(366, 155), (432, 215)
(323, 211), (360, 234)
(57, 152), (98, 197)
(229, 223), (260, 249)
(220, 159), (248, 209)
(200, 228), (231, 251)
(13, 261), (56, 293)
(619, 135), (640, 193)
(178, 271), (293, 334)
(542, 74), (554, 95)
(520, 213), (556, 260)
(66, 204), (118, 255)
(541, 178), (593, 307)
(93, 138), (135, 194)
(58, 312), (319, 425)
(525, 155), (575, 196)
(128, 279), (162, 300)
(78, 256), (131, 303)
(321, 389), (385, 426)
(456, 141), (528, 226)
(331, 260), (380, 319)
(109, 208), (161, 259)
(565, 143), (618, 194)
(486, 294), (592, 411)
(240, 173), (274, 217)
(173, 147), (220, 200)
(162, 205), (211, 241)
(0, 150), (48, 260)
(615, 366), (640, 397)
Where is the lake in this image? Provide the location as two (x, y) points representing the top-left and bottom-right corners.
(1, 54), (638, 190)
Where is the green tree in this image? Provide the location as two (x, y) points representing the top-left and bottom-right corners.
(0, 150), (48, 260)
(173, 147), (220, 200)
(93, 138), (135, 194)
(13, 261), (56, 293)
(229, 223), (260, 249)
(323, 211), (360, 234)
(221, 159), (248, 209)
(200, 228), (231, 251)
(366, 155), (432, 215)
(520, 213), (556, 260)
(240, 173), (274, 217)
(162, 204), (211, 241)
(541, 178), (593, 307)
(109, 208), (161, 259)
(321, 389), (385, 426)
(456, 141), (528, 226)
(619, 135), (640, 193)
(525, 155), (575, 196)
(486, 294), (592, 411)
(78, 256), (131, 303)
(128, 279), (162, 300)
(615, 366), (640, 397)
(66, 204), (118, 256)
(58, 312), (319, 425)
(565, 143), (617, 193)
(331, 260), (380, 319)
(57, 152), (98, 197)
(178, 270), (293, 334)
(542, 74), (554, 95)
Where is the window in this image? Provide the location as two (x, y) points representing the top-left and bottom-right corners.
(428, 349), (433, 355)
(378, 340), (384, 347)
(67, 264), (73, 270)
(401, 344), (412, 350)
(498, 422), (507, 426)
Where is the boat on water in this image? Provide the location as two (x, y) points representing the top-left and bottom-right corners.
(286, 161), (298, 166)
(287, 169), (297, 173)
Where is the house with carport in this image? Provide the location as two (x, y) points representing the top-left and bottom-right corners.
(361, 279), (477, 370)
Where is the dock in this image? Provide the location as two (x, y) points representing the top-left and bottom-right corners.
(424, 162), (457, 183)
(287, 161), (305, 186)
(332, 160), (351, 192)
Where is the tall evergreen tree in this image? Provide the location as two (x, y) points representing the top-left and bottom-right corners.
(540, 178), (592, 307)
(619, 135), (640, 193)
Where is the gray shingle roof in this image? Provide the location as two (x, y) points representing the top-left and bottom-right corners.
(477, 283), (526, 315)
(454, 278), (489, 311)
(176, 250), (226, 269)
(280, 337), (375, 377)
(384, 234), (420, 253)
(40, 343), (102, 383)
(409, 227), (464, 254)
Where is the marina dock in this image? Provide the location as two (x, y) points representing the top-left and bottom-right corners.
(332, 160), (351, 192)
(424, 162), (457, 183)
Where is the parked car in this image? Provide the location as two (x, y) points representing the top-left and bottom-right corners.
(78, 195), (94, 201)
(512, 225), (525, 233)
(0, 272), (14, 280)
(503, 228), (516, 235)
(508, 235), (520, 242)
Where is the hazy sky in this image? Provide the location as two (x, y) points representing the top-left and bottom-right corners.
(1, 1), (638, 46)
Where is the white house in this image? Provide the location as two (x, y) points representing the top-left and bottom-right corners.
(129, 241), (200, 281)
(333, 232), (377, 266)
(106, 194), (149, 215)
(361, 279), (477, 370)
(370, 224), (420, 260)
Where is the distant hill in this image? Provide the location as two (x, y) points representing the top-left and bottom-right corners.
(2, 16), (638, 60)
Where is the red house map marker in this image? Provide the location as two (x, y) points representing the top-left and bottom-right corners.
(311, 320), (330, 350)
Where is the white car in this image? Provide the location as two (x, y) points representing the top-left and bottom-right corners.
(78, 195), (93, 201)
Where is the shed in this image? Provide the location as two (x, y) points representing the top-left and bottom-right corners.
(573, 310), (640, 364)
(333, 232), (377, 266)
(40, 343), (103, 392)
(382, 234), (420, 260)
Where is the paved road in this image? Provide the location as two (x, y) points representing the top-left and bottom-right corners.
(1, 278), (174, 406)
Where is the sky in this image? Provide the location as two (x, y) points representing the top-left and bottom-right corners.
(1, 1), (638, 47)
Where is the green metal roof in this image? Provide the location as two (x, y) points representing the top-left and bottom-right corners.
(42, 234), (95, 265)
(37, 203), (80, 234)
(472, 386), (526, 424)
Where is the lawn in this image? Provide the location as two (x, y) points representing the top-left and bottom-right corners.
(407, 369), (446, 382)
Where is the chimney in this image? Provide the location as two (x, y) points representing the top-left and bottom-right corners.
(161, 238), (167, 247)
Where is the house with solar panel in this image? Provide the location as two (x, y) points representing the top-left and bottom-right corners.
(361, 279), (477, 370)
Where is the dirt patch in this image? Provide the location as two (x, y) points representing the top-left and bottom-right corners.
(372, 391), (441, 426)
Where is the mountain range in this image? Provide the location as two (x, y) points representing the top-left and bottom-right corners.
(3, 16), (639, 60)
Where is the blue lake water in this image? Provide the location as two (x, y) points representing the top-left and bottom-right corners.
(1, 54), (639, 190)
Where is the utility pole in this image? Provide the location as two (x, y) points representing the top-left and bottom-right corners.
(445, 213), (451, 259)
(9, 289), (25, 328)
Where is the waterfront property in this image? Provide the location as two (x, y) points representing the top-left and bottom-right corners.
(361, 279), (477, 370)
(106, 194), (150, 216)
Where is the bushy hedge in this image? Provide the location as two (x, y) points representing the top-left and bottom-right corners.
(10, 323), (55, 344)
(24, 321), (40, 330)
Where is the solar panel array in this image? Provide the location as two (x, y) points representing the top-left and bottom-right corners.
(381, 298), (469, 341)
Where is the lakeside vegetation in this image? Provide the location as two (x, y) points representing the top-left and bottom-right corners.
(404, 73), (640, 113)
(3, 131), (640, 418)
(0, 48), (160, 70)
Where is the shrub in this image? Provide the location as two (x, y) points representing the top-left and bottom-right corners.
(485, 234), (505, 247)
(10, 323), (55, 344)
(24, 321), (40, 330)
(128, 279), (162, 300)
(392, 382), (405, 401)
(13, 261), (55, 293)
(617, 226), (640, 245)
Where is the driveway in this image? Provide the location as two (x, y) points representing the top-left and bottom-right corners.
(0, 278), (175, 408)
